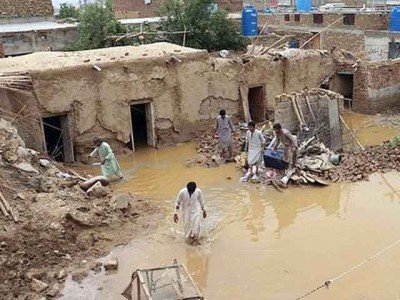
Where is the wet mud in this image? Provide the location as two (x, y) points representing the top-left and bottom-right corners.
(62, 115), (400, 300)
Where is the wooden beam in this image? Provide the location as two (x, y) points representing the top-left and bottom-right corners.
(299, 16), (345, 49)
(328, 99), (343, 152)
(240, 85), (251, 122)
(340, 115), (365, 151)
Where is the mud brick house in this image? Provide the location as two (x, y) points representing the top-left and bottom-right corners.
(258, 11), (400, 62)
(112, 0), (242, 18)
(0, 43), (333, 162)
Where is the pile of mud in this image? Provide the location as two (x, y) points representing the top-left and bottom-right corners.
(0, 119), (159, 299)
(324, 144), (400, 182)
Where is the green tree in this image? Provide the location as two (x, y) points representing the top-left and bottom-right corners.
(159, 0), (246, 51)
(74, 0), (126, 50)
(59, 3), (80, 19)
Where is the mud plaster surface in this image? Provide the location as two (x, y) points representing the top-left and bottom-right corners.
(0, 44), (334, 156)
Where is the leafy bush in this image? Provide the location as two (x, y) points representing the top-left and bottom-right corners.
(74, 0), (127, 50)
(59, 3), (80, 19)
(159, 0), (246, 51)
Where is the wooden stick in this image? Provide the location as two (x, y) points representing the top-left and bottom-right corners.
(299, 16), (345, 49)
(305, 95), (317, 124)
(249, 20), (270, 55)
(340, 115), (365, 151)
(67, 168), (88, 181)
(0, 190), (11, 212)
(295, 95), (306, 125)
(291, 96), (305, 128)
(271, 180), (284, 192)
(0, 198), (9, 218)
(10, 104), (28, 124)
(0, 190), (18, 222)
(259, 36), (288, 55)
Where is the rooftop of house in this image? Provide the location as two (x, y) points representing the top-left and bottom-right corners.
(0, 42), (207, 73)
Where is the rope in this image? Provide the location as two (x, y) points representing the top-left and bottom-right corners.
(296, 237), (400, 299)
(296, 282), (330, 300)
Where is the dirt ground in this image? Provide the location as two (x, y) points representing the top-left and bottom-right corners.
(0, 119), (161, 300)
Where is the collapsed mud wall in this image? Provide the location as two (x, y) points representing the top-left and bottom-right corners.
(0, 43), (335, 159)
(353, 60), (400, 114)
(274, 89), (345, 150)
(0, 90), (43, 151)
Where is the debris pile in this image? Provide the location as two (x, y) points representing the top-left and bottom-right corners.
(323, 144), (400, 182)
(186, 129), (246, 167)
(0, 118), (158, 299)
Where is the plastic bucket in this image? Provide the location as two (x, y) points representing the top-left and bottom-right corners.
(329, 154), (342, 165)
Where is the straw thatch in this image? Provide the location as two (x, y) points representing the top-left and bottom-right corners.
(0, 72), (33, 95)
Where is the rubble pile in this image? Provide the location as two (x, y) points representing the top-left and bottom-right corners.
(186, 130), (246, 167)
(323, 144), (400, 182)
(189, 122), (275, 168)
(196, 130), (245, 156)
(0, 118), (158, 299)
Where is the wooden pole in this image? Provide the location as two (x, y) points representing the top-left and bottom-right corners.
(299, 16), (345, 49)
(0, 190), (18, 222)
(340, 115), (365, 151)
(260, 35), (288, 54)
(0, 198), (8, 218)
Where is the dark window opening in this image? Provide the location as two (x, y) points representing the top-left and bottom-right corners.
(42, 114), (74, 162)
(130, 103), (148, 150)
(294, 14), (300, 22)
(389, 42), (400, 59)
(313, 14), (323, 24)
(248, 86), (266, 122)
(284, 14), (290, 22)
(343, 14), (355, 25)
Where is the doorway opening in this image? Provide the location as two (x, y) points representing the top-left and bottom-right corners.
(311, 32), (321, 49)
(130, 101), (155, 150)
(248, 86), (266, 123)
(336, 73), (353, 109)
(42, 114), (74, 162)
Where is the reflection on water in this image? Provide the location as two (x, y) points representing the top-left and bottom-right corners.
(343, 112), (399, 146)
(65, 122), (400, 299)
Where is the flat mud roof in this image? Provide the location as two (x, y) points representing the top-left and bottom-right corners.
(0, 42), (207, 73)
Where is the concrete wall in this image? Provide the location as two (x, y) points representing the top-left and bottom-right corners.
(1, 28), (79, 56)
(353, 60), (400, 113)
(364, 30), (400, 61)
(0, 0), (53, 18)
(0, 43), (334, 158)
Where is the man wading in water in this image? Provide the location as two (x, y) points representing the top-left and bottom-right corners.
(88, 137), (123, 180)
(174, 182), (207, 245)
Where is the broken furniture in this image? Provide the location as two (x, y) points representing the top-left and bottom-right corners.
(122, 260), (203, 300)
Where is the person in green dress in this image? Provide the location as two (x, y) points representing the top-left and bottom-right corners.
(88, 137), (123, 180)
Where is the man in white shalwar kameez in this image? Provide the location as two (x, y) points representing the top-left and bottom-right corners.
(174, 182), (207, 245)
(215, 109), (234, 159)
(245, 121), (266, 176)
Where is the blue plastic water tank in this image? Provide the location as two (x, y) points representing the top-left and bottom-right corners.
(390, 7), (400, 31)
(242, 6), (258, 38)
(296, 0), (311, 12)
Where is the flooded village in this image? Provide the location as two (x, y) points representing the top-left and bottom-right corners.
(1, 0), (400, 299)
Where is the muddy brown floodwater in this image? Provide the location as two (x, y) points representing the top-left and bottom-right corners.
(62, 113), (400, 300)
